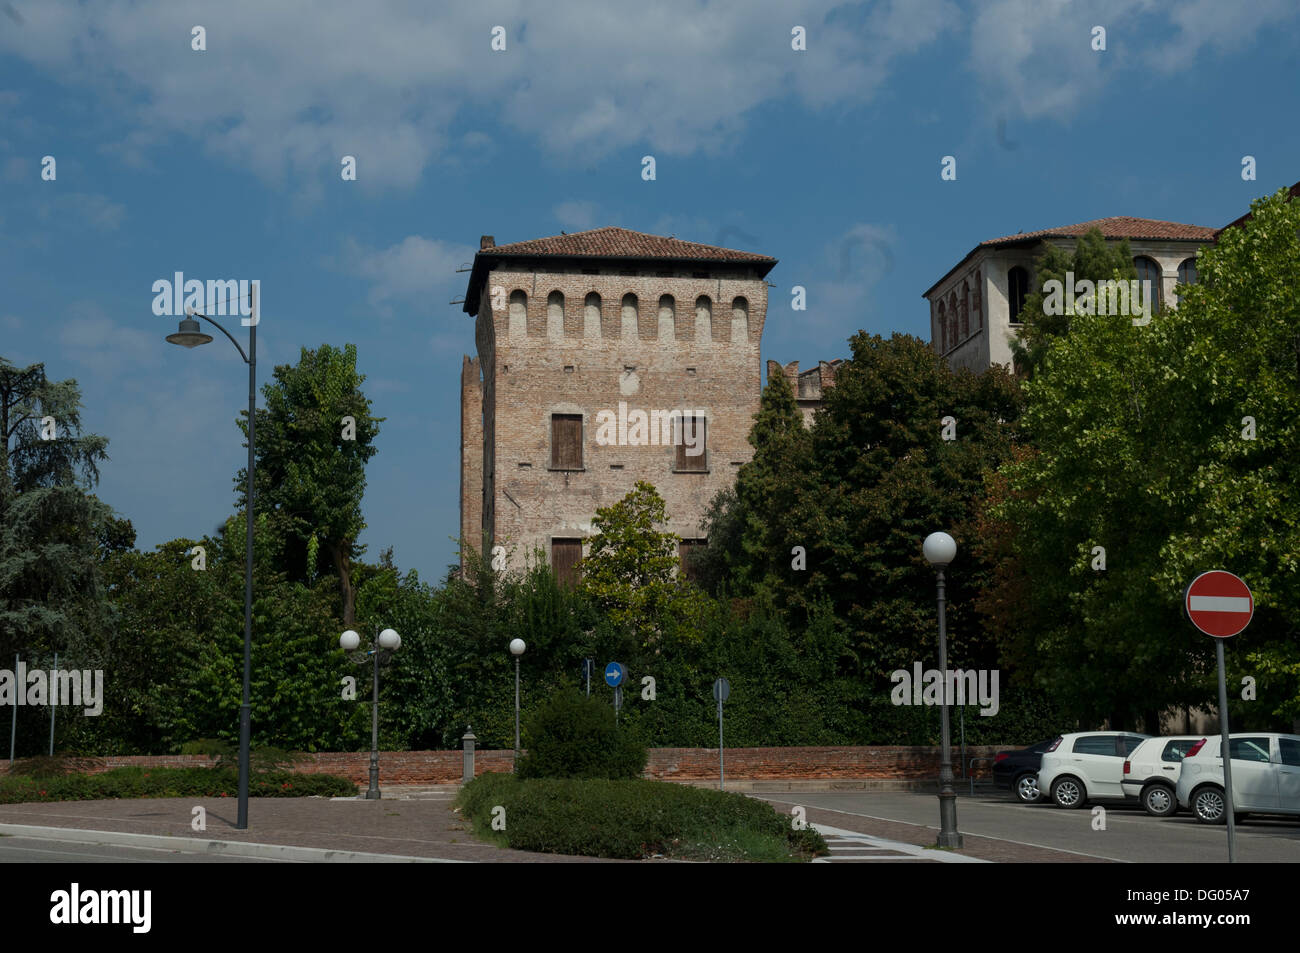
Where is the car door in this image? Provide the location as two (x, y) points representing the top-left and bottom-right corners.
(1276, 737), (1300, 814)
(1071, 733), (1125, 796)
(1226, 736), (1277, 810)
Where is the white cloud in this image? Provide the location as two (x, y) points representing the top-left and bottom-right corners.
(0, 0), (959, 191)
(339, 235), (476, 316)
(58, 301), (164, 377)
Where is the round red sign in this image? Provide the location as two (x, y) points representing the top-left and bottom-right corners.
(1184, 570), (1254, 638)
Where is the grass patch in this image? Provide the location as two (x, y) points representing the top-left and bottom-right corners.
(0, 765), (357, 803)
(455, 774), (827, 862)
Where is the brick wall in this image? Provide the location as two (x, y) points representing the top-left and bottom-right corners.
(0, 746), (1006, 785)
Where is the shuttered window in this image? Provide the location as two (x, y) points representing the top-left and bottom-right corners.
(678, 538), (707, 581)
(551, 538), (583, 587)
(551, 414), (583, 469)
(675, 416), (707, 471)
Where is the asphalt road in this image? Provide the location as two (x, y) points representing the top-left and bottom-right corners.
(755, 791), (1300, 863)
(0, 835), (285, 863)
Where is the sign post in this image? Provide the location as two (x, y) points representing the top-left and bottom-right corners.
(713, 677), (730, 791)
(1184, 570), (1254, 864)
(605, 662), (625, 721)
(583, 658), (593, 697)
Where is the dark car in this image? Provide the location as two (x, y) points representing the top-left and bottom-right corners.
(992, 739), (1057, 803)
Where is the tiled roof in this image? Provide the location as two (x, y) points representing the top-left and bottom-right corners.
(465, 226), (776, 313)
(923, 216), (1216, 299)
(981, 217), (1217, 245)
(479, 226), (776, 264)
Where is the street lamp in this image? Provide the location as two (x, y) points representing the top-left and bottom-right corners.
(340, 627), (401, 799)
(509, 638), (526, 767)
(923, 531), (964, 849)
(166, 292), (256, 830)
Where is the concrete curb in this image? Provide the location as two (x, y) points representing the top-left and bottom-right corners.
(382, 779), (998, 794)
(0, 823), (464, 863)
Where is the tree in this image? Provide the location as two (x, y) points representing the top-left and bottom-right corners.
(579, 481), (704, 648)
(1010, 229), (1139, 378)
(236, 343), (383, 626)
(0, 358), (115, 665)
(989, 186), (1300, 727)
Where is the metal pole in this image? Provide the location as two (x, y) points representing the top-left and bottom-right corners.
(586, 660), (591, 698)
(367, 640), (380, 798)
(959, 699), (965, 780)
(48, 652), (57, 756)
(936, 567), (963, 848)
(514, 655), (520, 766)
(237, 288), (255, 830)
(9, 654), (17, 764)
(1216, 637), (1236, 862)
(718, 698), (725, 791)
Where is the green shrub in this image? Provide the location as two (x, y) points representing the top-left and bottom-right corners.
(455, 774), (827, 861)
(0, 766), (357, 804)
(515, 688), (646, 781)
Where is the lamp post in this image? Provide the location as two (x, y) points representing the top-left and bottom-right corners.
(166, 289), (256, 830)
(340, 627), (401, 799)
(510, 638), (526, 767)
(923, 531), (964, 849)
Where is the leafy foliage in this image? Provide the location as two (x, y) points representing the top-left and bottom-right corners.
(516, 687), (647, 780)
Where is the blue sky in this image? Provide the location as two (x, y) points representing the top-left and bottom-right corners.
(1, 0), (1297, 582)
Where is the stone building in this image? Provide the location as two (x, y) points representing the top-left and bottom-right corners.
(922, 217), (1219, 373)
(460, 227), (777, 581)
(766, 359), (843, 426)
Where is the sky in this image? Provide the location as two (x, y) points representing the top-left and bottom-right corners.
(1, 0), (1297, 582)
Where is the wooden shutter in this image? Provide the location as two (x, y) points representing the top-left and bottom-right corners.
(551, 538), (582, 587)
(675, 416), (707, 470)
(678, 538), (706, 581)
(551, 414), (583, 469)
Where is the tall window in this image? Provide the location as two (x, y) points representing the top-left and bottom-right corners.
(731, 297), (749, 341)
(584, 292), (602, 338)
(1008, 267), (1029, 325)
(1176, 258), (1197, 306)
(694, 296), (711, 341)
(547, 290), (564, 340)
(1134, 257), (1163, 313)
(621, 293), (639, 339)
(551, 539), (582, 587)
(937, 301), (947, 351)
(508, 289), (527, 339)
(960, 281), (970, 339)
(550, 413), (583, 469)
(658, 295), (675, 338)
(675, 415), (707, 471)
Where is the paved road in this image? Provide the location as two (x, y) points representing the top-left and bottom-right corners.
(0, 835), (284, 863)
(756, 791), (1300, 863)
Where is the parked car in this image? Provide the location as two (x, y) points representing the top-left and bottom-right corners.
(1038, 731), (1150, 808)
(1175, 733), (1300, 824)
(992, 738), (1057, 803)
(1120, 736), (1203, 816)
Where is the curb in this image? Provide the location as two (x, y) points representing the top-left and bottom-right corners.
(0, 823), (464, 863)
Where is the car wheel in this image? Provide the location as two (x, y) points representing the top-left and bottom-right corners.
(1051, 776), (1086, 809)
(1193, 786), (1226, 824)
(1142, 784), (1177, 817)
(1015, 773), (1041, 804)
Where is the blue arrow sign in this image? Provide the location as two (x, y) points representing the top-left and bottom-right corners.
(604, 662), (625, 687)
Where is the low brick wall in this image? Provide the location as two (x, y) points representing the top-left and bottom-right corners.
(0, 746), (1005, 785)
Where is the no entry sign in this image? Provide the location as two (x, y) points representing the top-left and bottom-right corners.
(1184, 570), (1254, 638)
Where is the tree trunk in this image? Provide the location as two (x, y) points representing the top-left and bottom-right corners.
(328, 540), (356, 627)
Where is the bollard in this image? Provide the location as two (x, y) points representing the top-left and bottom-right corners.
(462, 726), (477, 784)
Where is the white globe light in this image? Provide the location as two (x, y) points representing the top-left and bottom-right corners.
(509, 638), (526, 656)
(339, 630), (360, 651)
(379, 628), (400, 650)
(922, 531), (957, 567)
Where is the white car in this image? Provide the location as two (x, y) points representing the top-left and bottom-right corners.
(1119, 736), (1203, 816)
(1038, 731), (1150, 808)
(1175, 733), (1300, 824)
